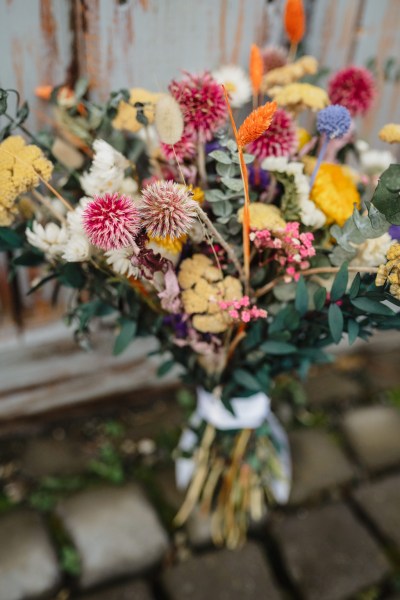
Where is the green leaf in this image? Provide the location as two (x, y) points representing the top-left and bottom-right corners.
(0, 227), (23, 249)
(347, 319), (359, 345)
(205, 189), (227, 203)
(74, 77), (89, 99)
(330, 262), (348, 302)
(328, 303), (344, 344)
(211, 200), (233, 218)
(231, 153), (254, 164)
(157, 359), (175, 377)
(58, 263), (86, 288)
(314, 287), (327, 311)
(0, 89), (8, 115)
(349, 272), (361, 299)
(295, 276), (308, 316)
(221, 177), (244, 192)
(351, 297), (395, 316)
(113, 319), (137, 355)
(371, 164), (400, 224)
(13, 251), (44, 266)
(216, 162), (236, 177)
(233, 369), (262, 392)
(16, 101), (29, 125)
(260, 341), (297, 355)
(208, 150), (231, 164)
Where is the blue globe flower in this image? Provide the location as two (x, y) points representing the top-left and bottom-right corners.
(317, 105), (352, 139)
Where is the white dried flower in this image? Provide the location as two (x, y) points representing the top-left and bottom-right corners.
(80, 140), (130, 196)
(62, 234), (91, 262)
(352, 233), (393, 267)
(155, 95), (184, 145)
(212, 65), (252, 108)
(359, 149), (395, 175)
(105, 247), (139, 278)
(26, 221), (68, 258)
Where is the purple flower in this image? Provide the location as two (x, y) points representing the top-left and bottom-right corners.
(317, 105), (352, 139)
(248, 164), (270, 190)
(389, 225), (400, 240)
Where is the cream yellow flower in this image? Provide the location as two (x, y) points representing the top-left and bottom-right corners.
(379, 123), (400, 144)
(178, 254), (242, 334)
(311, 163), (360, 226)
(237, 203), (286, 231)
(0, 136), (53, 225)
(262, 56), (318, 91)
(112, 88), (162, 133)
(269, 83), (329, 112)
(297, 127), (311, 150)
(376, 243), (400, 299)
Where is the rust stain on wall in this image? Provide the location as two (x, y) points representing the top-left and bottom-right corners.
(219, 0), (228, 65)
(11, 38), (24, 97)
(40, 0), (59, 72)
(138, 0), (149, 10)
(320, 0), (337, 66)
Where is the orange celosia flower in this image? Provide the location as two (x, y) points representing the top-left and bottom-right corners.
(35, 85), (53, 101)
(237, 101), (277, 147)
(249, 44), (264, 96)
(284, 0), (305, 45)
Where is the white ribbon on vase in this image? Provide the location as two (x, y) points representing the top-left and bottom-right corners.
(175, 387), (292, 505)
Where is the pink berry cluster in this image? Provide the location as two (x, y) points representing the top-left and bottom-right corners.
(251, 222), (315, 281)
(219, 296), (267, 323)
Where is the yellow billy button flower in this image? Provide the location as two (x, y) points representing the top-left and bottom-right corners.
(310, 163), (360, 227)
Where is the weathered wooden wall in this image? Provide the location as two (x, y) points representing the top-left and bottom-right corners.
(2, 0), (400, 143)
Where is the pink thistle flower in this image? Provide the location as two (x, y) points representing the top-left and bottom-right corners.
(83, 193), (141, 251)
(247, 109), (297, 159)
(140, 181), (198, 240)
(160, 128), (197, 162)
(261, 45), (288, 73)
(328, 66), (376, 117)
(169, 72), (228, 141)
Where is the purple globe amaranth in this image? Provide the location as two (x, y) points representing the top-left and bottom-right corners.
(317, 104), (352, 140)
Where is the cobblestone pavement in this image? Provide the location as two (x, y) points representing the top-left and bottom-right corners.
(1, 347), (400, 600)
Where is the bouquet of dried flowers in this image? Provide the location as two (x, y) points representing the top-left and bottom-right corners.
(1, 0), (400, 547)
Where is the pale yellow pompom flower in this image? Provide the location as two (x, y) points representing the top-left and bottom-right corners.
(112, 88), (162, 133)
(237, 203), (286, 231)
(269, 83), (329, 113)
(379, 123), (400, 144)
(262, 55), (318, 91)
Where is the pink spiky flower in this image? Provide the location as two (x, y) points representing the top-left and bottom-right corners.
(83, 193), (141, 250)
(140, 181), (198, 240)
(169, 72), (228, 141)
(247, 108), (297, 159)
(328, 66), (376, 116)
(161, 128), (197, 162)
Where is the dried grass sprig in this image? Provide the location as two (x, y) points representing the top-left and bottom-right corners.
(237, 101), (277, 147)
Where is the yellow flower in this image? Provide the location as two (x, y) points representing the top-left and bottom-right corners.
(269, 83), (329, 112)
(149, 234), (187, 255)
(237, 203), (286, 231)
(379, 123), (400, 144)
(376, 243), (400, 299)
(191, 186), (205, 204)
(178, 254), (242, 334)
(310, 163), (360, 226)
(297, 127), (311, 150)
(0, 135), (53, 225)
(262, 56), (318, 91)
(112, 88), (162, 133)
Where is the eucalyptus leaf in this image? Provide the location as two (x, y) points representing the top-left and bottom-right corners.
(208, 150), (231, 164)
(260, 341), (297, 355)
(295, 276), (308, 316)
(351, 297), (395, 316)
(371, 164), (400, 224)
(221, 177), (244, 192)
(233, 369), (262, 392)
(330, 262), (348, 302)
(113, 319), (137, 355)
(347, 319), (359, 345)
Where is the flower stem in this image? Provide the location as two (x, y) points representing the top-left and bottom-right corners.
(309, 135), (329, 188)
(31, 189), (66, 224)
(197, 140), (207, 189)
(255, 265), (379, 299)
(238, 148), (251, 294)
(196, 206), (244, 280)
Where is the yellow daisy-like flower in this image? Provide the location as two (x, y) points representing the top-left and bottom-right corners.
(269, 83), (329, 112)
(297, 127), (311, 150)
(310, 163), (360, 227)
(112, 88), (162, 133)
(0, 135), (53, 225)
(178, 254), (242, 334)
(237, 203), (286, 231)
(262, 55), (318, 91)
(379, 123), (400, 144)
(149, 234), (187, 255)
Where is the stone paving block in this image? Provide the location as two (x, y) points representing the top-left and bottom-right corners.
(56, 484), (169, 589)
(21, 438), (90, 477)
(0, 509), (61, 600)
(78, 579), (154, 600)
(288, 429), (355, 505)
(342, 406), (400, 472)
(353, 474), (400, 549)
(162, 542), (281, 600)
(273, 502), (389, 600)
(304, 371), (363, 407)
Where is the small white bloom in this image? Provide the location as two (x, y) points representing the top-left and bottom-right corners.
(26, 221), (68, 258)
(355, 139), (369, 154)
(120, 178), (139, 196)
(62, 234), (91, 262)
(352, 233), (393, 267)
(212, 65), (252, 108)
(299, 198), (326, 228)
(105, 247), (138, 278)
(360, 149), (395, 175)
(80, 140), (130, 196)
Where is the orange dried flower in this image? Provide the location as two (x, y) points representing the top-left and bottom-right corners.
(35, 85), (53, 101)
(249, 44), (264, 95)
(284, 0), (305, 45)
(237, 101), (277, 148)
